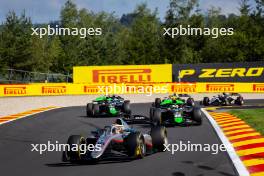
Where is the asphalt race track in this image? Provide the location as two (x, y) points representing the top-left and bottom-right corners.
(1, 100), (262, 176)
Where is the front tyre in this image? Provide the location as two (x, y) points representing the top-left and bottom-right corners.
(66, 135), (86, 161)
(124, 132), (146, 159)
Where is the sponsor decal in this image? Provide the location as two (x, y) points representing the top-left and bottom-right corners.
(92, 69), (152, 83)
(206, 84), (235, 92)
(42, 86), (66, 94)
(253, 84), (264, 92)
(171, 84), (196, 93)
(84, 85), (103, 93)
(4, 86), (27, 95)
(179, 68), (264, 79)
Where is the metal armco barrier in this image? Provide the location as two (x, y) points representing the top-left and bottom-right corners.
(0, 83), (264, 97)
(172, 61), (264, 82)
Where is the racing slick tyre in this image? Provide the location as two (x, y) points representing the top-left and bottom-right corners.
(203, 97), (210, 106)
(92, 104), (100, 117)
(86, 103), (93, 117)
(235, 96), (244, 105)
(66, 135), (87, 161)
(150, 126), (168, 152)
(124, 132), (146, 159)
(149, 108), (155, 121)
(152, 108), (162, 126)
(187, 98), (195, 106)
(155, 98), (161, 108)
(192, 108), (202, 125)
(123, 100), (131, 114)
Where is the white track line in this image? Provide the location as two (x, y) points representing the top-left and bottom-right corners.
(0, 107), (60, 126)
(201, 108), (249, 176)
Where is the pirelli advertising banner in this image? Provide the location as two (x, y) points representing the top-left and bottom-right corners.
(173, 61), (264, 82)
(73, 64), (172, 84)
(0, 82), (264, 97)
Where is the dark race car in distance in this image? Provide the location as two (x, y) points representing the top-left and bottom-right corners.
(202, 93), (244, 106)
(86, 95), (131, 117)
(62, 118), (168, 163)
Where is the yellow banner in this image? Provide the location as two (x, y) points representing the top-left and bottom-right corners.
(0, 83), (263, 97)
(73, 64), (172, 84)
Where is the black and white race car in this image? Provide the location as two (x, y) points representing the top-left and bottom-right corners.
(201, 93), (244, 106)
(62, 118), (168, 163)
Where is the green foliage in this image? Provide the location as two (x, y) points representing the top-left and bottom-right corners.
(120, 4), (162, 64)
(0, 11), (33, 70)
(0, 0), (263, 74)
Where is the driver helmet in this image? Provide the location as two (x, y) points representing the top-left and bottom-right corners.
(111, 124), (124, 134)
(170, 93), (178, 101)
(111, 119), (124, 134)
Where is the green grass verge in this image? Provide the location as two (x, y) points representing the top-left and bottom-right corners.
(229, 109), (264, 136)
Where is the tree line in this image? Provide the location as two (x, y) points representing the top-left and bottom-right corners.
(0, 0), (263, 74)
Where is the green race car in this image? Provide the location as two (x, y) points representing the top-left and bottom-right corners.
(153, 94), (195, 108)
(150, 94), (201, 126)
(86, 95), (131, 117)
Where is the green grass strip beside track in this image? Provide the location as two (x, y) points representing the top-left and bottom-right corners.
(229, 109), (264, 136)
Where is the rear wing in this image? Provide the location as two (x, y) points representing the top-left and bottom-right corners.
(178, 94), (191, 98)
(122, 115), (153, 125)
(230, 93), (241, 96)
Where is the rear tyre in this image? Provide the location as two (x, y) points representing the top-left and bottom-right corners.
(192, 108), (202, 125)
(66, 135), (86, 161)
(124, 132), (146, 159)
(155, 98), (161, 108)
(86, 103), (93, 117)
(186, 98), (195, 106)
(92, 104), (100, 117)
(149, 108), (155, 121)
(152, 108), (162, 126)
(203, 97), (210, 106)
(150, 126), (168, 152)
(123, 100), (131, 114)
(236, 96), (244, 105)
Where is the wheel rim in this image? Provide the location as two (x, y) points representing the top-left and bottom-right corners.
(136, 140), (145, 157)
(77, 137), (86, 159)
